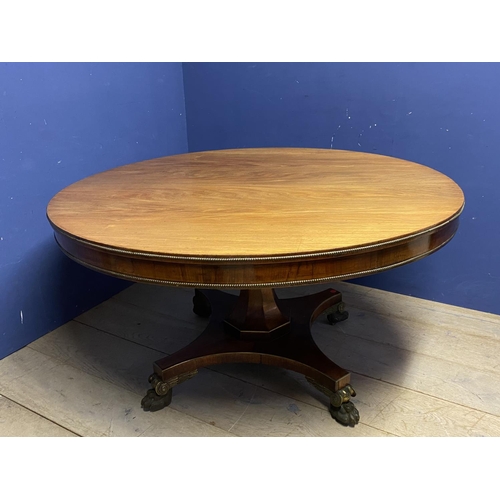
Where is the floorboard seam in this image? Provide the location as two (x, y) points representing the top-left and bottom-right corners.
(0, 392), (82, 437)
(351, 371), (499, 418)
(72, 319), (170, 354)
(313, 328), (500, 377)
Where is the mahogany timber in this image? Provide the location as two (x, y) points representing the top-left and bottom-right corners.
(46, 148), (464, 288)
(223, 289), (290, 340)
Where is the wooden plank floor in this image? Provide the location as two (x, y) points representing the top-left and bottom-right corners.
(1, 281), (500, 437)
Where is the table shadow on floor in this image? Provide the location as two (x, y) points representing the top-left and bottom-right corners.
(47, 284), (419, 417)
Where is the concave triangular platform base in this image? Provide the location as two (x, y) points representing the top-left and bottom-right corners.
(141, 287), (359, 427)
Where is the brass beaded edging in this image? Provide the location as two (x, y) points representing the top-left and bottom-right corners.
(48, 202), (464, 264)
(55, 235), (455, 288)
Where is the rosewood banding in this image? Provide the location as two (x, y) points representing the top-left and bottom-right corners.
(51, 215), (460, 288)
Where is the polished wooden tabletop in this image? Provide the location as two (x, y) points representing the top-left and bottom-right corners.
(47, 148), (464, 287)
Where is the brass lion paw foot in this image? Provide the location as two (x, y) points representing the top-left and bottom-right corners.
(330, 401), (360, 427)
(326, 301), (349, 324)
(141, 371), (197, 412)
(141, 388), (173, 412)
(329, 384), (359, 426)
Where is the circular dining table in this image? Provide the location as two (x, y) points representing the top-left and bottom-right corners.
(46, 148), (464, 427)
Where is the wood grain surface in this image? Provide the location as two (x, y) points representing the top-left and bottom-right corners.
(46, 148), (464, 286)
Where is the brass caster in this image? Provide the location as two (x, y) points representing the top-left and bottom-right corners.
(330, 383), (356, 407)
(142, 370), (198, 411)
(329, 384), (359, 427)
(148, 373), (171, 396)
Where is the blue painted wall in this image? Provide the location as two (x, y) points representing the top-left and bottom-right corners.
(183, 62), (499, 315)
(0, 63), (187, 359)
